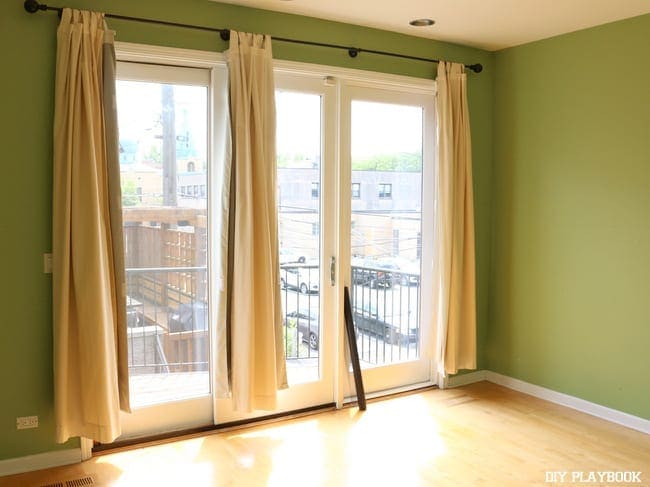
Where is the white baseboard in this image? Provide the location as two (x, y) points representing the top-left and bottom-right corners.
(80, 438), (93, 461)
(0, 448), (81, 477)
(446, 369), (650, 435)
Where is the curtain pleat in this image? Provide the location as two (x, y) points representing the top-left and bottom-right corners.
(53, 8), (128, 443)
(102, 27), (130, 414)
(433, 61), (477, 379)
(224, 31), (287, 412)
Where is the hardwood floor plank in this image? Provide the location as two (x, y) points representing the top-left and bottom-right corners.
(2, 382), (648, 486)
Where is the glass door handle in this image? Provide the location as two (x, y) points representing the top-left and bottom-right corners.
(330, 256), (336, 286)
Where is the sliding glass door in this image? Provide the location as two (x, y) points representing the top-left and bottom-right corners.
(114, 45), (437, 436)
(214, 72), (337, 422)
(115, 61), (215, 438)
(340, 85), (435, 395)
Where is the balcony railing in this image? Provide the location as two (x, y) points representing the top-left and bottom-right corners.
(125, 263), (421, 376)
(350, 264), (421, 365)
(126, 267), (208, 375)
(280, 263), (421, 365)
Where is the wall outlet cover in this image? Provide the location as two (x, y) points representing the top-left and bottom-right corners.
(16, 416), (39, 429)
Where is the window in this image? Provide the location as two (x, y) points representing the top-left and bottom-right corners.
(115, 42), (436, 434)
(351, 182), (361, 199)
(378, 183), (392, 199)
(116, 61), (211, 414)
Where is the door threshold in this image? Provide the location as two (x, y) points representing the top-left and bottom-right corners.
(94, 384), (437, 456)
(342, 381), (437, 407)
(93, 402), (337, 456)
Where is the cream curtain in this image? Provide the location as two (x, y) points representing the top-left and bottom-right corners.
(433, 61), (477, 379)
(224, 31), (287, 412)
(53, 9), (129, 444)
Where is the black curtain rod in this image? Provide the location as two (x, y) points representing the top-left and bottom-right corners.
(23, 0), (483, 73)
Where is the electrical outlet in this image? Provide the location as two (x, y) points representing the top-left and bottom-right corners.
(16, 416), (39, 430)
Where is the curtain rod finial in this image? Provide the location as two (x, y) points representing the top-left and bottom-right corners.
(220, 29), (230, 41)
(467, 63), (483, 73)
(24, 0), (43, 13)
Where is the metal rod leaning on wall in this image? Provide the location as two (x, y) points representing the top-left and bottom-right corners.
(344, 286), (366, 411)
(23, 0), (483, 73)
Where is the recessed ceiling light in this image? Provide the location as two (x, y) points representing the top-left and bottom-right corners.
(409, 18), (435, 27)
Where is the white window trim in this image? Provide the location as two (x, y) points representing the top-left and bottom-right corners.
(114, 41), (441, 420)
(115, 42), (437, 95)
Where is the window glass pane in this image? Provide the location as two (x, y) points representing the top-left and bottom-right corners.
(350, 100), (423, 368)
(276, 91), (322, 385)
(117, 79), (210, 407)
(352, 182), (361, 199)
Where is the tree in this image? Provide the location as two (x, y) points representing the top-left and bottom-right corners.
(121, 179), (140, 207)
(352, 151), (422, 172)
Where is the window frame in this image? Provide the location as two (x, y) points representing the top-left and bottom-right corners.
(115, 41), (440, 421)
(378, 182), (393, 199)
(351, 182), (361, 199)
(311, 181), (320, 199)
(114, 52), (220, 441)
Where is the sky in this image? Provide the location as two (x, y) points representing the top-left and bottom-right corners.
(116, 81), (423, 166)
(116, 80), (208, 162)
(276, 91), (423, 160)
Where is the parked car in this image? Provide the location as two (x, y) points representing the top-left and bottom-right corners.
(375, 257), (420, 286)
(352, 302), (418, 345)
(280, 267), (320, 294)
(285, 308), (319, 350)
(280, 248), (306, 265)
(351, 257), (393, 288)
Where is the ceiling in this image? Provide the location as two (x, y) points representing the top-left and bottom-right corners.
(211, 0), (650, 51)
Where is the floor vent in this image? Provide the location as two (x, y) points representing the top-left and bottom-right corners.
(41, 477), (94, 487)
(66, 477), (94, 487)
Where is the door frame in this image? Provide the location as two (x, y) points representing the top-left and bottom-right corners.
(115, 44), (225, 440)
(213, 70), (338, 423)
(338, 82), (437, 399)
(114, 42), (440, 436)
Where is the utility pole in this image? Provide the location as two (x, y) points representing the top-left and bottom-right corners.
(161, 84), (177, 207)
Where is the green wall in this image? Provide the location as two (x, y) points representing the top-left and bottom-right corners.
(489, 14), (650, 419)
(0, 0), (493, 460)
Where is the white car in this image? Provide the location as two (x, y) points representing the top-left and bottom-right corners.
(280, 267), (320, 294)
(376, 257), (420, 286)
(279, 248), (306, 265)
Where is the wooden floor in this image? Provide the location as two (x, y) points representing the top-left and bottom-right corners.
(3, 382), (649, 486)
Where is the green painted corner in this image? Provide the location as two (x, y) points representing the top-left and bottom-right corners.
(488, 14), (650, 419)
(0, 0), (493, 460)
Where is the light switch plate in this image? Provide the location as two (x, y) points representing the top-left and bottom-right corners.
(43, 253), (52, 274)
